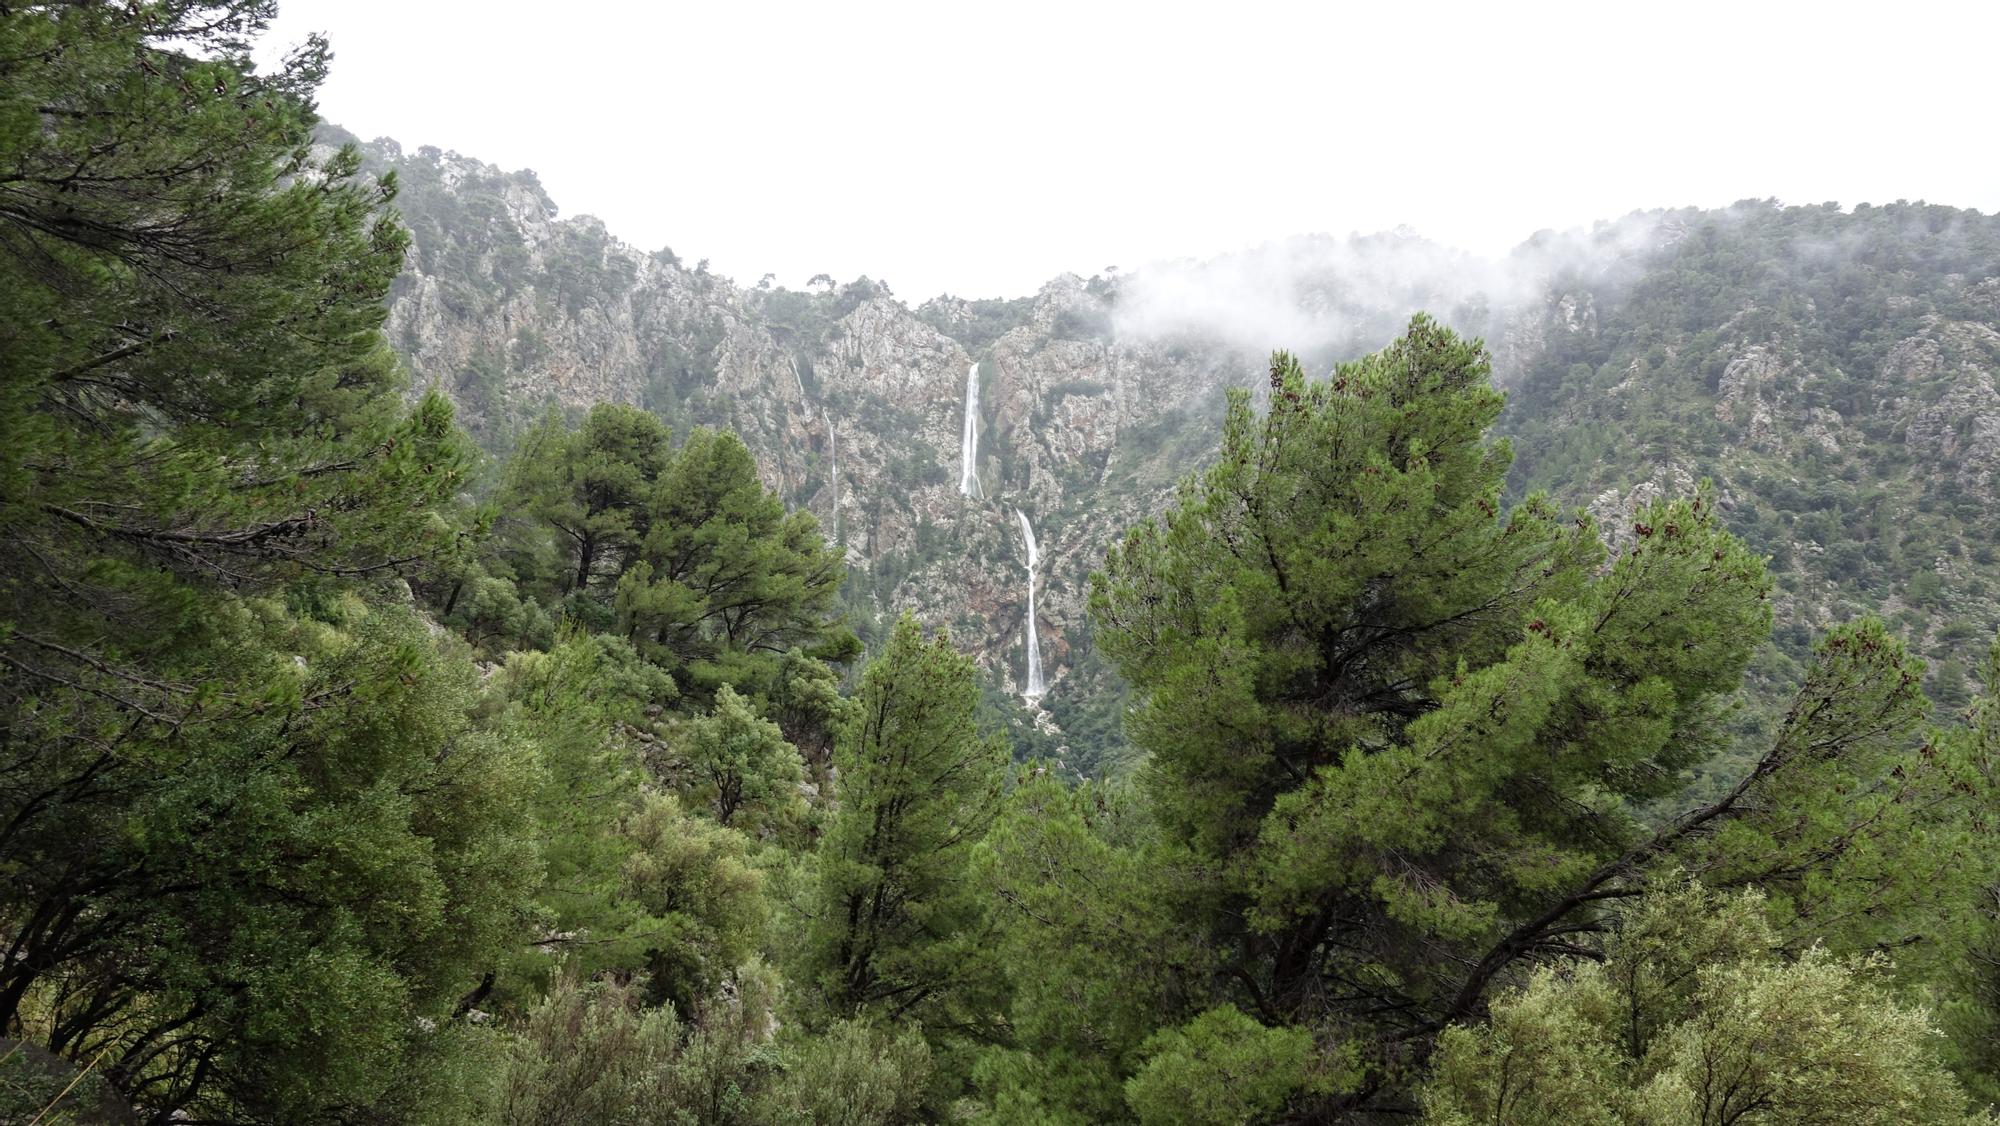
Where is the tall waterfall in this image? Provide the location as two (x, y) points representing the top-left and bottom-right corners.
(1015, 509), (1045, 699)
(795, 356), (840, 543)
(958, 362), (981, 498)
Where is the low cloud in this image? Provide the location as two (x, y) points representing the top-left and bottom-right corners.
(1106, 214), (1674, 358)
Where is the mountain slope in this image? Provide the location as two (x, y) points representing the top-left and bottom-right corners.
(338, 125), (2000, 765)
(1505, 201), (2000, 712)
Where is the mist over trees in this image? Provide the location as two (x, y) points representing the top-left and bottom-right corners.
(6, 3), (2000, 1125)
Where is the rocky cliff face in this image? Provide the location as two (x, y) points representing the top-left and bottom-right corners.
(342, 133), (1274, 758)
(1900, 313), (2000, 496)
(1504, 202), (2000, 718)
(343, 126), (2000, 757)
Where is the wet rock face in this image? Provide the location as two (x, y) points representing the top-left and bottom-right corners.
(357, 136), (1677, 698)
(361, 137), (2000, 709)
(362, 143), (1261, 685)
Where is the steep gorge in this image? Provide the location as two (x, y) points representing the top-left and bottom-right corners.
(344, 126), (2000, 768)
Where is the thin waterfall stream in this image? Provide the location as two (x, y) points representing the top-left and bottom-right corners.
(958, 362), (981, 498)
(1015, 509), (1044, 699)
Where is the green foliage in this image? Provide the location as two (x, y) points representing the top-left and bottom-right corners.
(1693, 619), (1995, 969)
(498, 977), (936, 1126)
(1124, 1006), (1329, 1126)
(755, 1020), (933, 1126)
(0, 7), (530, 1116)
(498, 971), (770, 1126)
(767, 647), (859, 782)
(1, 4), (473, 609)
(4, 601), (540, 1121)
(973, 774), (1207, 1122)
(501, 404), (673, 597)
(950, 317), (2000, 1120)
(0, 1035), (126, 1126)
(490, 406), (852, 701)
(1098, 322), (1599, 852)
(667, 686), (806, 833)
(489, 633), (668, 983)
(431, 555), (560, 657)
(1911, 633), (2000, 1099)
(484, 633), (789, 1016)
(1422, 881), (1989, 1125)
(13, 17), (2000, 1114)
(618, 427), (850, 698)
(617, 794), (771, 1015)
(798, 616), (1006, 1032)
(1083, 321), (1772, 1099)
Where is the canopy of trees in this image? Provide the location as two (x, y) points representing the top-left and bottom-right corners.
(5, 5), (1999, 1124)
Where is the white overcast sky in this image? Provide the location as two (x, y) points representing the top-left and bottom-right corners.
(261, 0), (1999, 301)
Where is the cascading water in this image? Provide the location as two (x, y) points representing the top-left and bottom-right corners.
(958, 362), (981, 498)
(1015, 509), (1045, 699)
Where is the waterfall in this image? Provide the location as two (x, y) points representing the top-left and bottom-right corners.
(790, 356), (808, 401)
(958, 362), (981, 498)
(1015, 509), (1045, 699)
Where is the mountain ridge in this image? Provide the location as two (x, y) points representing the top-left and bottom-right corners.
(332, 123), (2000, 767)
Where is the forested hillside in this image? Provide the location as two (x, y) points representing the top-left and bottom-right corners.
(5, 4), (2000, 1125)
(1504, 201), (2000, 714)
(344, 131), (2000, 771)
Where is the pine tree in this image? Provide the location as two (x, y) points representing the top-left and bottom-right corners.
(1088, 322), (1767, 1077)
(989, 317), (1988, 1118)
(491, 410), (852, 699)
(500, 404), (672, 598)
(799, 616), (1005, 1032)
(616, 426), (852, 697)
(0, 5), (523, 1117)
